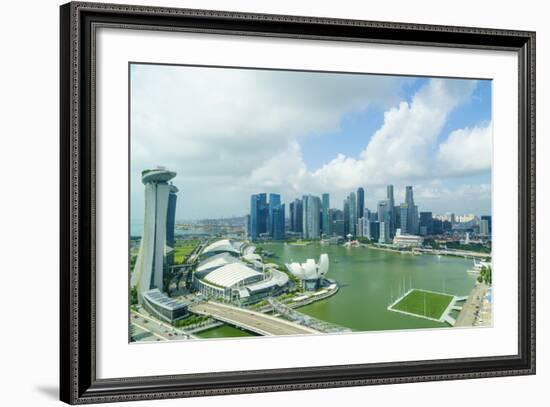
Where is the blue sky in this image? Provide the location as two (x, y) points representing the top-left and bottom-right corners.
(300, 78), (491, 172)
(130, 64), (492, 221)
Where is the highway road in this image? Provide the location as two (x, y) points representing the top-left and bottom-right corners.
(130, 309), (197, 341)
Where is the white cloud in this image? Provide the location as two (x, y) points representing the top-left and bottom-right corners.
(131, 64), (402, 173)
(436, 122), (492, 175)
(131, 64), (404, 219)
(131, 65), (490, 220)
(247, 141), (308, 192)
(308, 78), (477, 185)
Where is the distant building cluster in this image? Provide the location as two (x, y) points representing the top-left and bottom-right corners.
(247, 185), (492, 245)
(248, 193), (285, 241)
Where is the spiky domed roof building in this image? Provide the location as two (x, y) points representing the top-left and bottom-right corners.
(193, 239), (289, 304)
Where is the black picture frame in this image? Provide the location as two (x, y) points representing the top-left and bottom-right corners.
(60, 1), (536, 404)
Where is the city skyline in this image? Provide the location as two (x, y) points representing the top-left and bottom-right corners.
(131, 64), (491, 222)
(246, 184), (491, 243)
(131, 183), (491, 227)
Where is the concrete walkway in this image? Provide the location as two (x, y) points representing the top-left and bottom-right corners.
(455, 283), (489, 327)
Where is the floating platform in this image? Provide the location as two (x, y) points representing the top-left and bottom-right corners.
(387, 288), (460, 325)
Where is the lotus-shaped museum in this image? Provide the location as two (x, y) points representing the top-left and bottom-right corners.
(285, 254), (329, 290)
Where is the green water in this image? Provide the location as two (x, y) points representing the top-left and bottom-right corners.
(196, 324), (258, 339)
(198, 243), (477, 336)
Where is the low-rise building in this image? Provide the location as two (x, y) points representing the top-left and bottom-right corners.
(141, 289), (189, 323)
(193, 239), (289, 305)
(393, 233), (424, 247)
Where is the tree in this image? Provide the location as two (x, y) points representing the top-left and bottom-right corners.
(477, 265), (492, 285)
(130, 286), (138, 305)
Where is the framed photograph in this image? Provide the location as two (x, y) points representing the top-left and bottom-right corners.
(60, 1), (535, 404)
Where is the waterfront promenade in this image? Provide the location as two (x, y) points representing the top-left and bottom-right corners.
(414, 248), (491, 259)
(365, 244), (490, 260)
(189, 301), (321, 336)
(455, 283), (489, 327)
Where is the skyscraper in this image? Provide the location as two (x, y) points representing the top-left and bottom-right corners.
(321, 193), (330, 237)
(271, 202), (285, 240)
(405, 186), (414, 207)
(379, 221), (388, 243)
(249, 194), (260, 241)
(400, 203), (409, 234)
(244, 214), (250, 239)
(411, 205), (419, 234)
(386, 185), (395, 237)
(303, 195), (321, 239)
(267, 193), (285, 240)
(480, 219), (490, 236)
(289, 200), (295, 232)
(481, 215), (492, 235)
(419, 211), (433, 236)
(377, 200), (389, 227)
(249, 193), (268, 241)
(259, 194), (268, 234)
(403, 186), (419, 235)
(367, 221), (380, 242)
(364, 208), (371, 222)
(165, 185), (178, 266)
(432, 218), (443, 234)
(131, 168), (178, 303)
(289, 198), (304, 234)
(395, 206), (401, 232)
(294, 198), (303, 234)
(330, 208), (345, 237)
(343, 197), (350, 236)
(268, 193), (280, 237)
(356, 187), (365, 224)
(378, 200), (391, 243)
(356, 218), (364, 237)
(348, 192), (357, 236)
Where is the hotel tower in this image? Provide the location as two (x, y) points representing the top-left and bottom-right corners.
(131, 167), (178, 303)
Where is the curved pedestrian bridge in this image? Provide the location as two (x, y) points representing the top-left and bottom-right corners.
(189, 301), (321, 336)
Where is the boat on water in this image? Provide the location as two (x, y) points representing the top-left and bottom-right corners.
(467, 259), (491, 274)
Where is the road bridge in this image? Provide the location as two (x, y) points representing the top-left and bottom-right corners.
(267, 297), (351, 333)
(189, 301), (321, 336)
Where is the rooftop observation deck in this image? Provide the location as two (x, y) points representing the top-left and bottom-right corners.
(141, 168), (177, 184)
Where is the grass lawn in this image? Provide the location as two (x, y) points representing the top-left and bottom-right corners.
(391, 289), (453, 320)
(445, 242), (491, 254)
(173, 239), (200, 264)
